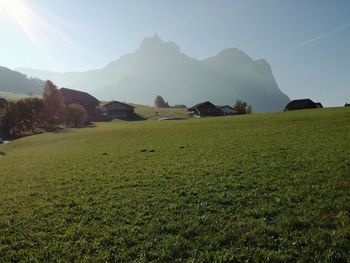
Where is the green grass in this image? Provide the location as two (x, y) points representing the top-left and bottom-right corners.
(132, 104), (188, 120)
(0, 108), (349, 262)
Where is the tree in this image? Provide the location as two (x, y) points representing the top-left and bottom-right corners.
(3, 97), (44, 136)
(154, 95), (169, 108)
(42, 80), (66, 127)
(65, 103), (87, 127)
(233, 99), (252, 115)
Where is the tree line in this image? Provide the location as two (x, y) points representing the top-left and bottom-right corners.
(2, 80), (87, 138)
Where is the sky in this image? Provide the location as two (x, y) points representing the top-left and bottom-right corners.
(0, 0), (349, 106)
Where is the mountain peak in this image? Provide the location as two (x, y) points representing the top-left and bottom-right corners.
(217, 48), (253, 62)
(139, 34), (180, 54)
(14, 36), (290, 112)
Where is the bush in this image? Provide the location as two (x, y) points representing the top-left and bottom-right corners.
(233, 100), (252, 115)
(3, 97), (44, 136)
(65, 103), (87, 127)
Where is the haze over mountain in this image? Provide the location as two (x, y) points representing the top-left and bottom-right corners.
(0, 66), (44, 95)
(18, 35), (290, 112)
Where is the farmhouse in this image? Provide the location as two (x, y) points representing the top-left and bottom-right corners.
(60, 88), (100, 120)
(219, 105), (234, 115)
(102, 101), (135, 120)
(284, 99), (323, 111)
(188, 101), (222, 116)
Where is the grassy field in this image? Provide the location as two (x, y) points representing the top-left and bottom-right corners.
(132, 104), (188, 120)
(0, 108), (349, 262)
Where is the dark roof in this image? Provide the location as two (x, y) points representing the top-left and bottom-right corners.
(60, 88), (100, 117)
(284, 99), (319, 111)
(103, 101), (134, 110)
(219, 105), (234, 110)
(60, 88), (99, 103)
(60, 88), (99, 106)
(188, 101), (222, 116)
(189, 101), (217, 111)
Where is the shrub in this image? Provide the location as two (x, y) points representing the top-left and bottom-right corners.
(233, 100), (252, 115)
(3, 97), (44, 136)
(65, 103), (87, 127)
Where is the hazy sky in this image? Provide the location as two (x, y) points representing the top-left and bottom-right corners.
(0, 0), (349, 106)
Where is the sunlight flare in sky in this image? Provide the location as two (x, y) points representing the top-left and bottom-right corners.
(0, 0), (37, 42)
(0, 0), (88, 69)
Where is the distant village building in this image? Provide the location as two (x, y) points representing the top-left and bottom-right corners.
(102, 101), (135, 120)
(188, 101), (222, 117)
(219, 105), (234, 115)
(284, 99), (323, 111)
(60, 88), (100, 120)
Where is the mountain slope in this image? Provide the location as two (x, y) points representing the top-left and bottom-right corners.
(0, 66), (44, 95)
(18, 35), (290, 111)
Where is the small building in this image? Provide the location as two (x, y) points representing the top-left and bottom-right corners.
(102, 101), (135, 120)
(188, 101), (222, 116)
(60, 88), (100, 120)
(345, 103), (350, 107)
(284, 99), (323, 111)
(219, 105), (234, 115)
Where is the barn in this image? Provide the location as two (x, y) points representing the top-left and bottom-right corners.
(188, 101), (222, 116)
(60, 88), (100, 120)
(284, 99), (323, 111)
(102, 101), (135, 120)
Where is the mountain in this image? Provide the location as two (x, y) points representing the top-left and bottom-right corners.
(17, 34), (290, 111)
(0, 66), (44, 95)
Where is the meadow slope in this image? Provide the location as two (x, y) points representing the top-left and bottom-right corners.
(0, 108), (349, 262)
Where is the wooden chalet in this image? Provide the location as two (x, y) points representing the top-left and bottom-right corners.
(60, 88), (100, 120)
(102, 101), (135, 120)
(188, 101), (221, 116)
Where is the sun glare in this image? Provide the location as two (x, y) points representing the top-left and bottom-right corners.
(0, 0), (28, 21)
(0, 0), (36, 41)
(0, 0), (87, 68)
